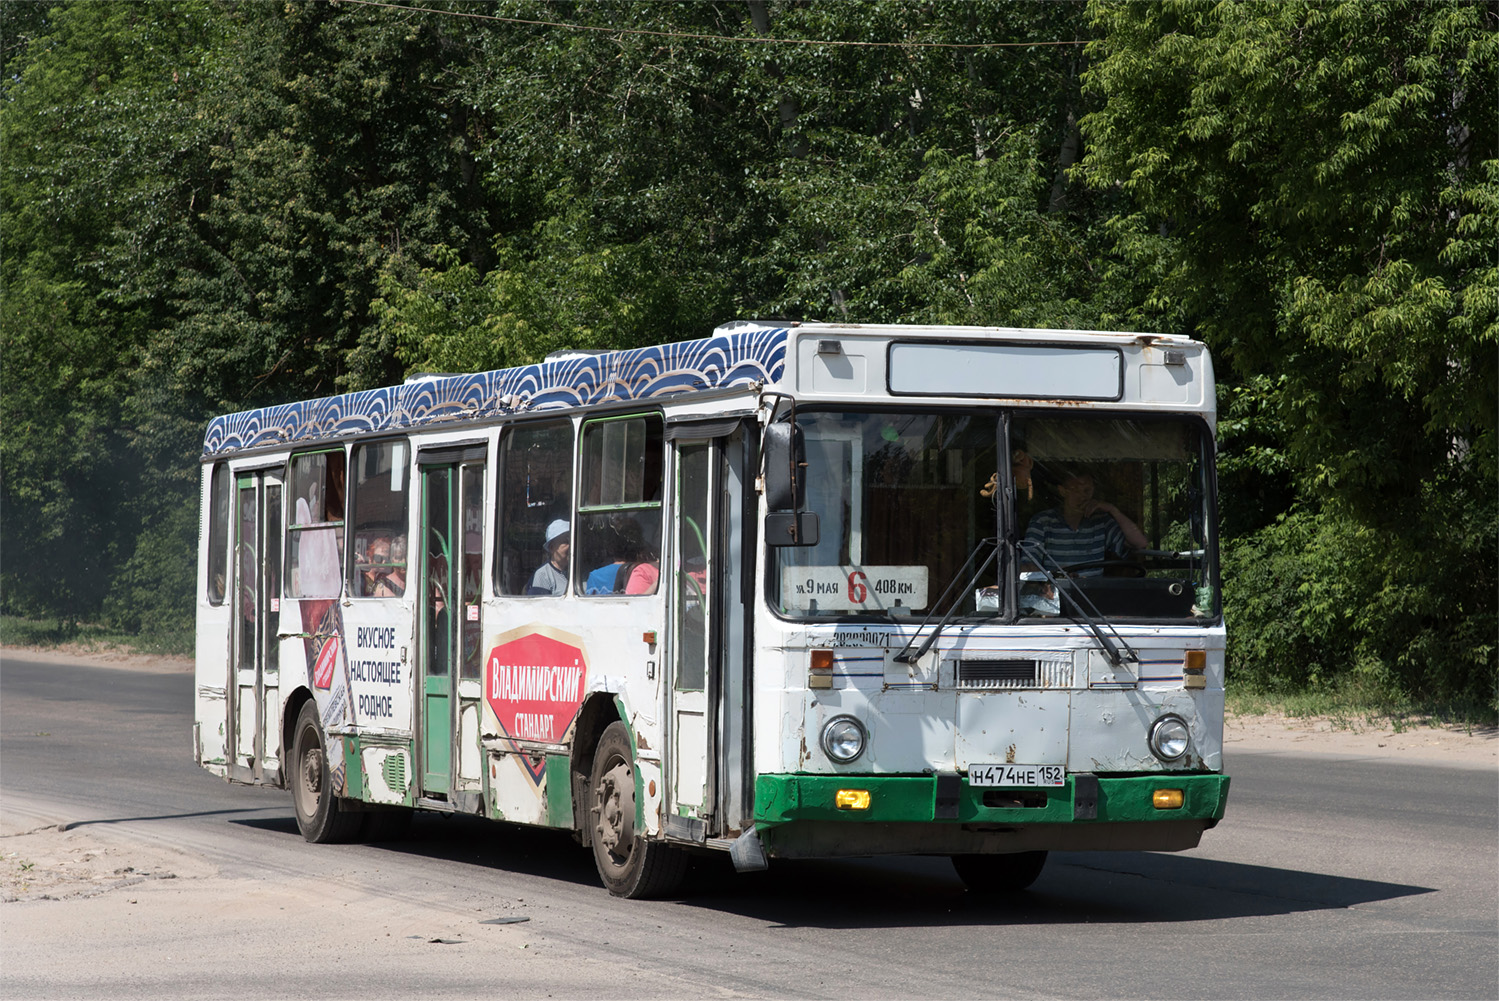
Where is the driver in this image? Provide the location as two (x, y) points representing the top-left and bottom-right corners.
(1021, 469), (1146, 576)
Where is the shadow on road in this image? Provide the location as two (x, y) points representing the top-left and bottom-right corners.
(678, 850), (1435, 928)
(232, 810), (1433, 928)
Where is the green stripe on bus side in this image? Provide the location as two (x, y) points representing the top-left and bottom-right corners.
(343, 738), (363, 800)
(753, 773), (1230, 825)
(544, 753), (573, 828)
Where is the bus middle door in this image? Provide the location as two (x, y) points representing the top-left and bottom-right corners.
(417, 445), (487, 804)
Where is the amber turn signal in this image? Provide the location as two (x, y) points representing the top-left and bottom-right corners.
(835, 789), (871, 810)
(1153, 788), (1184, 810)
(809, 649), (835, 690)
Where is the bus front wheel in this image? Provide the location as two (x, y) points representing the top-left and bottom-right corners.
(951, 851), (1048, 892)
(587, 721), (687, 899)
(291, 701), (364, 844)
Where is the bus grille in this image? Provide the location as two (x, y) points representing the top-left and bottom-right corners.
(958, 659), (1035, 686)
(956, 657), (1070, 688)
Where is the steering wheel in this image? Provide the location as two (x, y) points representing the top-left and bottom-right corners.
(1060, 560), (1146, 578)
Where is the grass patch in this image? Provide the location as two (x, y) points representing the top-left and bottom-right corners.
(1227, 686), (1497, 734)
(0, 616), (192, 658)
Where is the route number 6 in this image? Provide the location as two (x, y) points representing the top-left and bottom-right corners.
(847, 570), (869, 603)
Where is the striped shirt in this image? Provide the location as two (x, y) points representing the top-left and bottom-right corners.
(527, 561), (569, 595)
(1022, 508), (1129, 575)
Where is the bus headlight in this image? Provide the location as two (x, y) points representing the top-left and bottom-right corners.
(821, 716), (867, 764)
(1148, 714), (1190, 762)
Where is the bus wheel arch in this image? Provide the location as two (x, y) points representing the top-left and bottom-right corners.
(280, 687), (316, 790)
(568, 694), (624, 845)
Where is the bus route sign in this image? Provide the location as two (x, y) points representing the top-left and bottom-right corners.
(780, 565), (930, 613)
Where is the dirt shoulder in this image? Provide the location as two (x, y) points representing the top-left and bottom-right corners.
(1, 643), (192, 674)
(0, 803), (218, 905)
(1225, 707), (1496, 769)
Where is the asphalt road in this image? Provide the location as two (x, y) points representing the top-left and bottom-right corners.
(2, 654), (1495, 999)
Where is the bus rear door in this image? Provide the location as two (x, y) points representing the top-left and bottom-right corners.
(229, 468), (283, 784)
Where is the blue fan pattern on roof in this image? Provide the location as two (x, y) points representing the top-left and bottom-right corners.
(203, 328), (789, 456)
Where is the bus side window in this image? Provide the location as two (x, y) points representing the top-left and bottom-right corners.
(350, 440), (409, 598)
(206, 462), (231, 605)
(495, 421), (574, 596)
(287, 448), (347, 598)
(577, 415), (663, 596)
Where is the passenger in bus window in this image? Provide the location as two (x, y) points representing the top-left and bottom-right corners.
(981, 448), (1034, 501)
(1021, 469), (1147, 576)
(383, 534), (408, 597)
(362, 535), (407, 598)
(527, 520), (570, 595)
(583, 519), (653, 594)
(623, 551), (660, 595)
(360, 535), (387, 595)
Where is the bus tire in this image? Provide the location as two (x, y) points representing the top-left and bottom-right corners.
(291, 701), (364, 844)
(587, 721), (687, 899)
(951, 851), (1048, 892)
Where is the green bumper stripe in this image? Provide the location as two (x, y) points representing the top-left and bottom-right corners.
(754, 772), (1230, 825)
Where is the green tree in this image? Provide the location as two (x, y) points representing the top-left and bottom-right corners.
(3, 1), (509, 642)
(374, 1), (1114, 365)
(1081, 0), (1497, 703)
(2, 1), (222, 632)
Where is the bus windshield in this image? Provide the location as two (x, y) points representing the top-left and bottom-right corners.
(770, 410), (1218, 624)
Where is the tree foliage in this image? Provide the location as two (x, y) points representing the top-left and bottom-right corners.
(1082, 0), (1496, 702)
(2, 0), (1492, 703)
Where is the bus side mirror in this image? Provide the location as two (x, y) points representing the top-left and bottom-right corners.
(763, 423), (805, 512)
(763, 422), (819, 547)
(765, 511), (819, 547)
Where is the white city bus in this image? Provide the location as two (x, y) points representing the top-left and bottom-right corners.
(195, 321), (1229, 897)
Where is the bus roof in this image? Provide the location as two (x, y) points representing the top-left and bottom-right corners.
(202, 322), (1204, 457)
(202, 325), (790, 457)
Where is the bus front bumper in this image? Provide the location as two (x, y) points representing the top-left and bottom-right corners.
(752, 771), (1229, 852)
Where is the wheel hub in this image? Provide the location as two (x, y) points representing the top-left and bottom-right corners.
(302, 745), (322, 796)
(595, 760), (634, 858)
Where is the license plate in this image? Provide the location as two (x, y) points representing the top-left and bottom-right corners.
(968, 763), (1065, 787)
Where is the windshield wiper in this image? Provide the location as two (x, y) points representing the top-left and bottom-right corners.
(1017, 540), (1139, 668)
(892, 537), (998, 665)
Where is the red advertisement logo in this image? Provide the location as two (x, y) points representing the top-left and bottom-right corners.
(485, 632), (587, 744)
(312, 635), (340, 690)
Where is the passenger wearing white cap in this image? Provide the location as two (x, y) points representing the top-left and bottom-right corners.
(527, 519), (570, 595)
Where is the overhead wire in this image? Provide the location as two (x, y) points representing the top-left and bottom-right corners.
(334, 0), (1089, 50)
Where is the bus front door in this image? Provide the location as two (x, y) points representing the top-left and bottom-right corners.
(417, 450), (487, 802)
(229, 469), (282, 785)
(669, 432), (749, 836)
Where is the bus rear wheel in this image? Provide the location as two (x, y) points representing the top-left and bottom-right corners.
(587, 721), (687, 899)
(951, 851), (1048, 892)
(291, 700), (364, 844)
